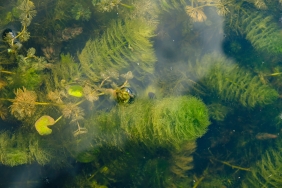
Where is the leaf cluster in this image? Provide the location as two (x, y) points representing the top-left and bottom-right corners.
(68, 96), (205, 187)
(236, 10), (282, 53)
(17, 0), (37, 27)
(82, 96), (210, 150)
(208, 103), (231, 121)
(10, 87), (37, 120)
(150, 96), (210, 147)
(169, 141), (196, 178)
(241, 138), (282, 187)
(189, 54), (278, 107)
(79, 18), (156, 82)
(0, 131), (53, 166)
(71, 3), (91, 21)
(51, 53), (82, 89)
(157, 0), (187, 12)
(92, 0), (121, 12)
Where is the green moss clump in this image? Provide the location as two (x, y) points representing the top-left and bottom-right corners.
(151, 96), (210, 146)
(74, 96), (209, 165)
(82, 96), (210, 150)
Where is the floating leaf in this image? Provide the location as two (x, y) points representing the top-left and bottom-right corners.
(68, 85), (83, 97)
(35, 115), (55, 136)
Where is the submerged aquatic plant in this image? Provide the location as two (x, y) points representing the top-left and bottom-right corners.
(157, 0), (187, 12)
(79, 18), (156, 82)
(9, 87), (37, 120)
(71, 3), (91, 21)
(3, 0), (37, 50)
(169, 141), (196, 178)
(237, 11), (282, 54)
(18, 0), (37, 27)
(92, 0), (133, 12)
(89, 96), (210, 148)
(0, 103), (8, 120)
(241, 138), (282, 187)
(0, 131), (54, 166)
(71, 96), (206, 187)
(188, 54), (279, 107)
(151, 96), (210, 145)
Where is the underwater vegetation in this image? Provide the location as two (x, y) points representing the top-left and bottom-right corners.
(69, 96), (205, 187)
(76, 96), (209, 154)
(71, 3), (91, 21)
(0, 130), (53, 166)
(183, 53), (279, 107)
(208, 103), (231, 121)
(79, 18), (157, 82)
(1, 0), (282, 187)
(241, 138), (282, 187)
(235, 10), (282, 54)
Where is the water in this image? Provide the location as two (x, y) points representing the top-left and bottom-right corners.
(0, 0), (282, 187)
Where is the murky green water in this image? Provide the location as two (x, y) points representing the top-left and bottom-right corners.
(1, 0), (282, 187)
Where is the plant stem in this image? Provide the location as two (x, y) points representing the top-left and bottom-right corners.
(0, 70), (15, 74)
(0, 98), (61, 106)
(54, 115), (63, 123)
(120, 3), (134, 9)
(193, 176), (204, 188)
(0, 98), (13, 102)
(211, 158), (251, 171)
(120, 80), (128, 88)
(75, 99), (85, 106)
(14, 26), (26, 41)
(99, 76), (110, 88)
(267, 72), (282, 76)
(34, 102), (53, 105)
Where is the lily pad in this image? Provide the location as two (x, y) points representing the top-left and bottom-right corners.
(68, 85), (83, 97)
(35, 115), (55, 136)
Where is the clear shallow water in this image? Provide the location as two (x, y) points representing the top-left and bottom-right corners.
(1, 0), (282, 187)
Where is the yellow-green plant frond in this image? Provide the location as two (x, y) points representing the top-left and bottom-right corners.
(238, 11), (282, 53)
(158, 0), (187, 12)
(127, 0), (159, 27)
(190, 54), (278, 107)
(151, 96), (210, 147)
(241, 139), (282, 187)
(169, 141), (196, 178)
(0, 130), (57, 167)
(28, 135), (53, 165)
(79, 19), (156, 82)
(208, 103), (231, 121)
(81, 96), (210, 152)
(118, 96), (209, 148)
(247, 0), (267, 9)
(51, 53), (82, 89)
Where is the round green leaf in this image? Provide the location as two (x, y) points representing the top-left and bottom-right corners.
(35, 115), (55, 136)
(68, 85), (83, 97)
